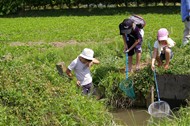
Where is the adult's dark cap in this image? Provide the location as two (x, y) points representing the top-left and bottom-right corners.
(119, 19), (133, 34)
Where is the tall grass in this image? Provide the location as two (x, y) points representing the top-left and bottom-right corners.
(0, 43), (115, 125)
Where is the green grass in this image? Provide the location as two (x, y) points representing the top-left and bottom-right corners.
(0, 43), (115, 125)
(0, 6), (190, 125)
(0, 16), (120, 42)
(0, 6), (182, 44)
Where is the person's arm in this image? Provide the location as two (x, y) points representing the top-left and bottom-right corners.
(92, 58), (100, 64)
(151, 48), (158, 71)
(126, 27), (141, 52)
(66, 59), (77, 78)
(66, 68), (72, 77)
(127, 39), (140, 52)
(89, 58), (100, 67)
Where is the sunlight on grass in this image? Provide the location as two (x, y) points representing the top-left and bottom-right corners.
(0, 7), (190, 126)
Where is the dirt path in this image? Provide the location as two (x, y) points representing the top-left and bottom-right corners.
(9, 41), (110, 47)
(119, 62), (150, 73)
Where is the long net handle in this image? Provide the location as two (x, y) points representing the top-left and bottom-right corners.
(148, 42), (160, 102)
(153, 70), (160, 102)
(125, 52), (128, 80)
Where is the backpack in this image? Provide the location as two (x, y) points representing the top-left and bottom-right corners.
(129, 15), (146, 29)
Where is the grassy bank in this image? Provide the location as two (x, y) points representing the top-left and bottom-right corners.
(0, 43), (116, 125)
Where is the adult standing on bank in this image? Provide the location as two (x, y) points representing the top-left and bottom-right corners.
(181, 0), (190, 46)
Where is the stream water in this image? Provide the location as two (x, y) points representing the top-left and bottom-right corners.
(112, 108), (150, 126)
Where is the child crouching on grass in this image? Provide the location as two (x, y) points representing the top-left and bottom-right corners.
(66, 48), (99, 95)
(151, 28), (176, 70)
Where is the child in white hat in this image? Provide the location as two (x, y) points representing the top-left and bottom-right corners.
(66, 48), (99, 95)
(151, 28), (176, 70)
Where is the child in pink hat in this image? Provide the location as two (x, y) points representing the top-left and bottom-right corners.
(151, 28), (176, 70)
(66, 48), (99, 95)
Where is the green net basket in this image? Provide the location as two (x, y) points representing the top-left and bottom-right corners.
(119, 79), (135, 99)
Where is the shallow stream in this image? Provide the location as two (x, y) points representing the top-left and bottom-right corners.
(112, 108), (150, 126)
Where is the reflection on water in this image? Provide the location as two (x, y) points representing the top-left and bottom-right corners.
(112, 109), (150, 126)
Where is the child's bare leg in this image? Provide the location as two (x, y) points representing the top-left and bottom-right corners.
(156, 55), (163, 67)
(136, 52), (141, 70)
(164, 48), (171, 70)
(128, 56), (133, 72)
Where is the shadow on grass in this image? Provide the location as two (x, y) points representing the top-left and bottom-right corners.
(2, 6), (180, 18)
(93, 66), (120, 85)
(92, 65), (121, 99)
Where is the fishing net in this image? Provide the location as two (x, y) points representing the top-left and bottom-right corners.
(119, 79), (135, 99)
(147, 42), (171, 118)
(148, 100), (170, 118)
(119, 52), (135, 99)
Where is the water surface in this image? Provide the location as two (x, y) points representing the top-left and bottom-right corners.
(112, 109), (150, 126)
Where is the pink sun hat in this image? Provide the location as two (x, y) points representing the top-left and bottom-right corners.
(157, 28), (169, 41)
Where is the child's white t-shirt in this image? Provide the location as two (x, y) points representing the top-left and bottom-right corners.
(154, 38), (175, 54)
(68, 57), (92, 86)
(140, 29), (144, 38)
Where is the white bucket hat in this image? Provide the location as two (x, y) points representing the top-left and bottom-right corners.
(79, 48), (94, 60)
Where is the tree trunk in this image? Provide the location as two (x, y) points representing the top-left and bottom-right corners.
(137, 0), (140, 7)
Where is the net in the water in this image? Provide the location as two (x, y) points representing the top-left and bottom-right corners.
(148, 100), (170, 118)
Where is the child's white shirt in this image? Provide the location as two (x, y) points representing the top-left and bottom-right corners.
(68, 57), (92, 86)
(154, 38), (175, 54)
(140, 29), (144, 38)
